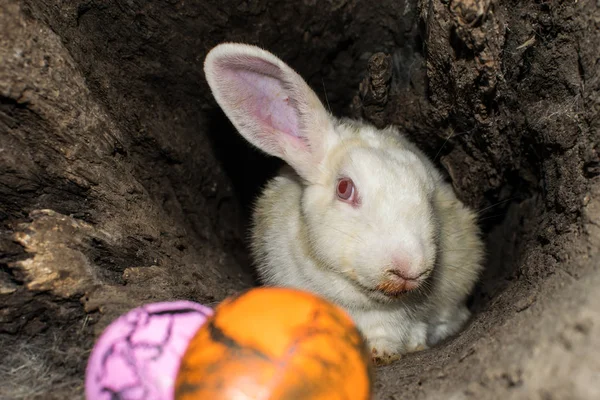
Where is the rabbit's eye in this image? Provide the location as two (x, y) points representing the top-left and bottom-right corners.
(336, 177), (355, 201)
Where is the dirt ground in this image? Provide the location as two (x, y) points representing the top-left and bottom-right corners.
(1, 0), (599, 399)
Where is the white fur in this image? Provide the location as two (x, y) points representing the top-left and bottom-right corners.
(204, 43), (484, 359)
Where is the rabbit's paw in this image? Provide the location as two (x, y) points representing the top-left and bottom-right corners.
(426, 305), (471, 346)
(370, 344), (401, 366)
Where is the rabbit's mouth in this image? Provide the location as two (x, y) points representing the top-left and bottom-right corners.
(373, 269), (432, 298)
(341, 268), (432, 302)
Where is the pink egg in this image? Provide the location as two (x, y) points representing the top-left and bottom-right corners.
(85, 301), (213, 400)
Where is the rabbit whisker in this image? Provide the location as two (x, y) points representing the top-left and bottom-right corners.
(322, 79), (332, 113)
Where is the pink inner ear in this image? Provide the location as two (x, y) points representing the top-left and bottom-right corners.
(220, 59), (301, 140)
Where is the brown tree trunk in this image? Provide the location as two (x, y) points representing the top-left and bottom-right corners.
(1, 0), (599, 399)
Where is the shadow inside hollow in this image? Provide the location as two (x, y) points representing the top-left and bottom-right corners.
(204, 107), (283, 284)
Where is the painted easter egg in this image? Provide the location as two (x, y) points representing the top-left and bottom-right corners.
(174, 287), (373, 400)
(85, 300), (213, 400)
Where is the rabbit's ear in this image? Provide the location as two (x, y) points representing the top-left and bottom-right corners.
(204, 43), (336, 181)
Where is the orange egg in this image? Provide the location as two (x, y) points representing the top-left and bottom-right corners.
(174, 287), (373, 400)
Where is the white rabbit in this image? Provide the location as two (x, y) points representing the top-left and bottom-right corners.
(204, 43), (484, 363)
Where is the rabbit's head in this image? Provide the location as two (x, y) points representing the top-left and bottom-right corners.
(205, 43), (440, 303)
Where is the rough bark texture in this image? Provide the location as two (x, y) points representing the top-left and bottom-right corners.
(0, 0), (599, 399)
